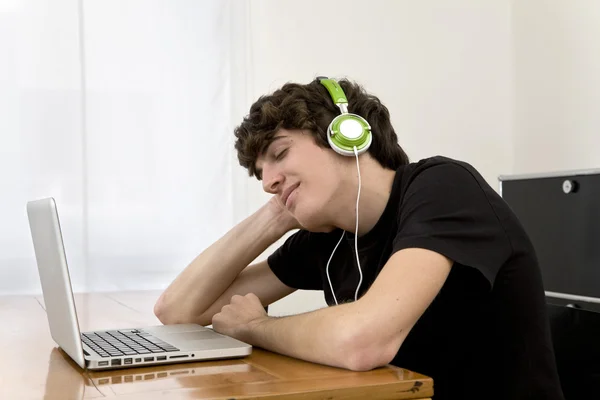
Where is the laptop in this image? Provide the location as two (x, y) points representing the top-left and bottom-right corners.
(27, 197), (252, 370)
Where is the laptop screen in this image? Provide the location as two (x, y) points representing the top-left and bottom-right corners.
(500, 171), (600, 304)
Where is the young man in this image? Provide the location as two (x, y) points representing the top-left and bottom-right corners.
(155, 77), (564, 399)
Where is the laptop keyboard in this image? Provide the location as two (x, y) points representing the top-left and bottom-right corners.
(81, 329), (179, 358)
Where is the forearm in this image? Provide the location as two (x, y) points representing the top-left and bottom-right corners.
(155, 205), (285, 324)
(245, 303), (397, 371)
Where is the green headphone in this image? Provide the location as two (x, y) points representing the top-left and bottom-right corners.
(318, 77), (372, 156)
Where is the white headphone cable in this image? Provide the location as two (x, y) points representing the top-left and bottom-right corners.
(325, 146), (363, 305)
(326, 230), (345, 306)
(352, 146), (364, 302)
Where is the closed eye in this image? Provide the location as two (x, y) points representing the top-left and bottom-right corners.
(275, 148), (288, 160)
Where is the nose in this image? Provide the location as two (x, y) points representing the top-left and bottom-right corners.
(262, 166), (284, 194)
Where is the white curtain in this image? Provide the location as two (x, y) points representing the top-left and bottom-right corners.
(0, 0), (246, 294)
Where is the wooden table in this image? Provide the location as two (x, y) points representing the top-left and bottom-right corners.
(0, 290), (433, 399)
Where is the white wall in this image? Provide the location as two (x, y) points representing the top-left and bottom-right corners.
(0, 0), (85, 293)
(0, 0), (237, 295)
(5, 1), (553, 319)
(240, 0), (514, 315)
(513, 0), (600, 174)
(79, 0), (235, 292)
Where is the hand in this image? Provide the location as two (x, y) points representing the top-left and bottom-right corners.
(212, 293), (269, 342)
(266, 196), (302, 233)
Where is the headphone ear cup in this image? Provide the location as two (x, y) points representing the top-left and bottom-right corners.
(327, 114), (372, 156)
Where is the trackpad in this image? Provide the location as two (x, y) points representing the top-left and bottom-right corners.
(161, 331), (234, 351)
(163, 331), (222, 342)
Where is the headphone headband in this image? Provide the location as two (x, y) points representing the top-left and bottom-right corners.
(318, 77), (348, 107)
(317, 76), (372, 156)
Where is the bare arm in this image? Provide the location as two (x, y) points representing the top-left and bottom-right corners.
(154, 199), (298, 326)
(212, 248), (452, 371)
(193, 260), (295, 326)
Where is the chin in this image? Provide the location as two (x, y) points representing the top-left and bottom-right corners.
(302, 224), (336, 233)
(296, 212), (336, 233)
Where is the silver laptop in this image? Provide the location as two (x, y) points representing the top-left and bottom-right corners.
(27, 197), (252, 370)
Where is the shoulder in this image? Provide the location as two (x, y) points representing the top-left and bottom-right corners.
(401, 156), (484, 186)
(392, 157), (512, 285)
(396, 156), (490, 206)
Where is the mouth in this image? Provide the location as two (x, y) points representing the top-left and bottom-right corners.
(281, 183), (300, 209)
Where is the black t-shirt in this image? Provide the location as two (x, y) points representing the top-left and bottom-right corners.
(267, 156), (564, 400)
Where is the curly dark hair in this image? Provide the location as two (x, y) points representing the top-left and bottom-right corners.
(234, 77), (409, 179)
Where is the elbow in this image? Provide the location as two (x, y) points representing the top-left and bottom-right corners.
(153, 293), (186, 325)
(153, 295), (170, 324)
(340, 327), (401, 372)
(343, 347), (396, 372)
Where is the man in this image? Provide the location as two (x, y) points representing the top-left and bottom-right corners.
(154, 77), (564, 399)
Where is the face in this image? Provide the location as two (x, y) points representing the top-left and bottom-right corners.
(255, 129), (347, 232)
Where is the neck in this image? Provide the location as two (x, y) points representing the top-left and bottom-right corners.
(331, 155), (397, 236)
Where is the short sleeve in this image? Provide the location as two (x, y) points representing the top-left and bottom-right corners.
(267, 230), (323, 290)
(393, 162), (512, 287)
